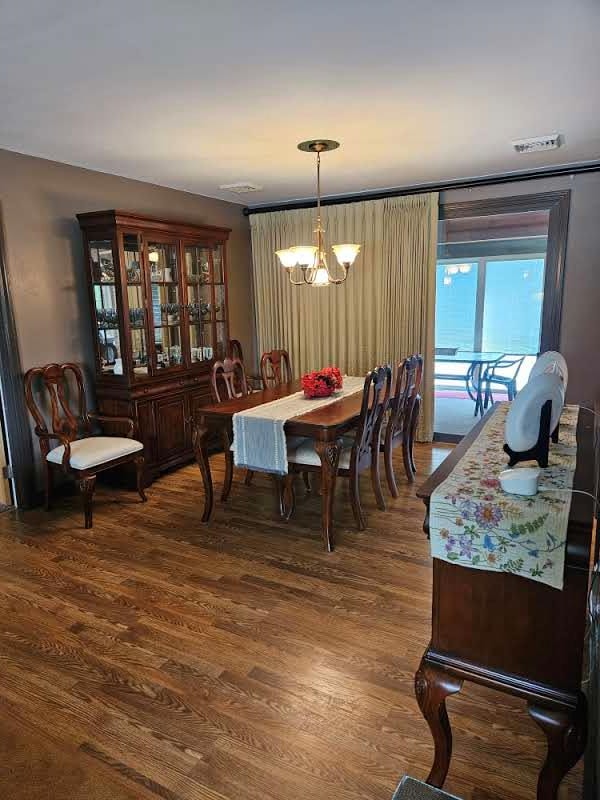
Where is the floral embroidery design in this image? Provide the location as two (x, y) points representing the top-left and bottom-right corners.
(429, 404), (579, 590)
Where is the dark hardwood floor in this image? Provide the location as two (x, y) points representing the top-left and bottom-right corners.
(0, 444), (583, 800)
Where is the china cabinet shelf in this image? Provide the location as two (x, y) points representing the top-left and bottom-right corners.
(78, 210), (231, 484)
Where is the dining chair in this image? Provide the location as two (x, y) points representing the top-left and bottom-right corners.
(483, 355), (526, 407)
(260, 349), (292, 388)
(24, 362), (146, 529)
(284, 365), (391, 529)
(379, 354), (423, 495)
(211, 357), (249, 402)
(227, 339), (262, 390)
(210, 357), (254, 492)
(209, 358), (308, 500)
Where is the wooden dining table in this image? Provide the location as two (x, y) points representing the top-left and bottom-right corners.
(191, 380), (366, 551)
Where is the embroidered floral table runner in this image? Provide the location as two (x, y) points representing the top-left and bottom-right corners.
(430, 403), (579, 589)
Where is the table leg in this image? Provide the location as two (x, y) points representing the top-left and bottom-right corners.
(414, 660), (463, 788)
(221, 427), (234, 502)
(315, 439), (341, 552)
(528, 697), (587, 800)
(192, 418), (213, 523)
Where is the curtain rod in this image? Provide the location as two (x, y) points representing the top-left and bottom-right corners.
(243, 159), (600, 216)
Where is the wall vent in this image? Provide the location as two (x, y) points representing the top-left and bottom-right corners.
(219, 182), (263, 194)
(512, 134), (562, 154)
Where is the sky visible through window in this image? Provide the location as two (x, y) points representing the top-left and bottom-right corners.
(435, 258), (545, 354)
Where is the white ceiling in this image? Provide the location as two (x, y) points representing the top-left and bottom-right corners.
(1, 0), (599, 205)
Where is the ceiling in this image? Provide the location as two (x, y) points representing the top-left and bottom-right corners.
(1, 0), (599, 206)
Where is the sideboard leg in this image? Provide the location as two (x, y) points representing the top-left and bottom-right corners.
(414, 660), (463, 788)
(192, 420), (213, 523)
(528, 696), (587, 800)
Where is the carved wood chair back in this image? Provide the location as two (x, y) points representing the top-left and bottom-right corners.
(260, 349), (292, 388)
(227, 339), (244, 362)
(352, 365), (392, 472)
(387, 355), (421, 444)
(379, 353), (424, 493)
(211, 358), (250, 403)
(24, 362), (92, 457)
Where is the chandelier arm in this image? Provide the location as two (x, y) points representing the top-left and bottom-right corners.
(286, 266), (308, 286)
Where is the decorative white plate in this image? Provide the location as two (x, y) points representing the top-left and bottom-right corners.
(528, 351), (568, 391)
(505, 372), (565, 452)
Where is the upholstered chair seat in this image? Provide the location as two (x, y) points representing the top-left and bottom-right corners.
(47, 436), (143, 470)
(287, 436), (356, 469)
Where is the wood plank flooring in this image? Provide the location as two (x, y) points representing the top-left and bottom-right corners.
(0, 445), (583, 800)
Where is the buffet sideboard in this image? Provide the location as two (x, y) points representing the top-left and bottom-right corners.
(415, 404), (598, 800)
(77, 210), (231, 483)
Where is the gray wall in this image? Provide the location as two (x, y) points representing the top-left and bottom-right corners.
(0, 148), (254, 498)
(0, 148), (254, 379)
(440, 171), (600, 405)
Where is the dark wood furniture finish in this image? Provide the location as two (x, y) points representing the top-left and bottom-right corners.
(192, 379), (379, 551)
(77, 210), (231, 484)
(381, 355), (423, 494)
(285, 366), (391, 530)
(24, 362), (146, 528)
(415, 403), (597, 799)
(211, 358), (249, 403)
(439, 191), (571, 354)
(260, 349), (292, 388)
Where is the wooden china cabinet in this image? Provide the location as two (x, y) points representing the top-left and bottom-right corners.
(77, 210), (231, 484)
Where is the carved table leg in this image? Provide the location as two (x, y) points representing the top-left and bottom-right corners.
(315, 438), (341, 552)
(134, 455), (147, 502)
(192, 418), (213, 523)
(282, 473), (296, 520)
(78, 475), (96, 530)
(221, 428), (234, 502)
(528, 697), (587, 800)
(415, 660), (464, 788)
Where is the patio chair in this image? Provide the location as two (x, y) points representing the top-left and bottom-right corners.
(483, 355), (526, 407)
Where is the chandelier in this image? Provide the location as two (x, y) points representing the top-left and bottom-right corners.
(275, 140), (361, 286)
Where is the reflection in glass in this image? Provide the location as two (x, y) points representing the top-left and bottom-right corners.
(90, 240), (115, 283)
(189, 324), (213, 363)
(154, 326), (182, 369)
(91, 241), (122, 375)
(123, 234), (142, 283)
(212, 245), (223, 283)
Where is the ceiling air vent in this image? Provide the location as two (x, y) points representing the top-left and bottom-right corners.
(219, 182), (263, 194)
(512, 134), (562, 154)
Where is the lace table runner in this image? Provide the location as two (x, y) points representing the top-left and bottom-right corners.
(233, 376), (365, 475)
(430, 403), (579, 590)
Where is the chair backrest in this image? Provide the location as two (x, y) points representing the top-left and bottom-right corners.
(353, 365), (392, 467)
(211, 357), (249, 403)
(491, 354), (526, 379)
(227, 339), (244, 362)
(24, 363), (91, 455)
(388, 355), (422, 439)
(260, 349), (292, 388)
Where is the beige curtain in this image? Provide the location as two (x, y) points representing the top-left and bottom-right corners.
(250, 192), (438, 441)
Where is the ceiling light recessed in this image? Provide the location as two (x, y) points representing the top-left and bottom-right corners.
(219, 182), (263, 194)
(512, 134), (563, 154)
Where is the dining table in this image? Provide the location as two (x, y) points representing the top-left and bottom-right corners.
(191, 380), (367, 552)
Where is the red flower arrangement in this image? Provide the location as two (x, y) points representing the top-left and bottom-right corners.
(301, 366), (343, 399)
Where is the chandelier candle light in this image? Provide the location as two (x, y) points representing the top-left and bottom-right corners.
(276, 140), (361, 286)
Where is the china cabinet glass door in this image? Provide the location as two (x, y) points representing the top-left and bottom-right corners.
(123, 233), (149, 379)
(212, 244), (227, 360)
(185, 244), (215, 364)
(148, 240), (184, 372)
(89, 239), (123, 376)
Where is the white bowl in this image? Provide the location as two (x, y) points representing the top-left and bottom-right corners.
(499, 467), (540, 496)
